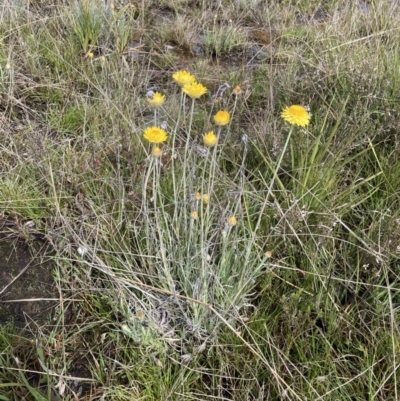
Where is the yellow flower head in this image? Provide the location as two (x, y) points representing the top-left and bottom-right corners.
(233, 85), (242, 95)
(227, 216), (237, 227)
(213, 110), (230, 126)
(172, 70), (196, 86)
(195, 192), (202, 200)
(143, 126), (168, 144)
(182, 82), (207, 99)
(202, 194), (209, 205)
(152, 146), (162, 157)
(203, 131), (218, 147)
(147, 92), (166, 108)
(281, 105), (310, 127)
(191, 210), (198, 220)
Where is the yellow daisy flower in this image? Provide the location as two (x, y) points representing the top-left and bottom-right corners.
(213, 110), (230, 126)
(172, 70), (196, 86)
(202, 194), (209, 205)
(182, 82), (207, 99)
(195, 192), (202, 200)
(203, 131), (218, 147)
(227, 216), (237, 227)
(281, 105), (310, 127)
(233, 85), (242, 95)
(191, 210), (199, 219)
(143, 126), (168, 144)
(147, 92), (166, 108)
(152, 146), (162, 157)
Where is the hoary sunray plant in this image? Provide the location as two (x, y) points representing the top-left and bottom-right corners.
(139, 71), (262, 334)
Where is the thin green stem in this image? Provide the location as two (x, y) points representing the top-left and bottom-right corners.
(171, 91), (186, 232)
(151, 157), (174, 292)
(222, 96), (237, 146)
(244, 126), (294, 265)
(142, 155), (154, 215)
(182, 97), (196, 205)
(207, 127), (220, 196)
(266, 126), (294, 202)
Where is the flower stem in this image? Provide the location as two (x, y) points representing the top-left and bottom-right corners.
(243, 126), (294, 268)
(266, 126), (293, 201)
(182, 98), (196, 204)
(206, 127), (220, 196)
(171, 91), (185, 230)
